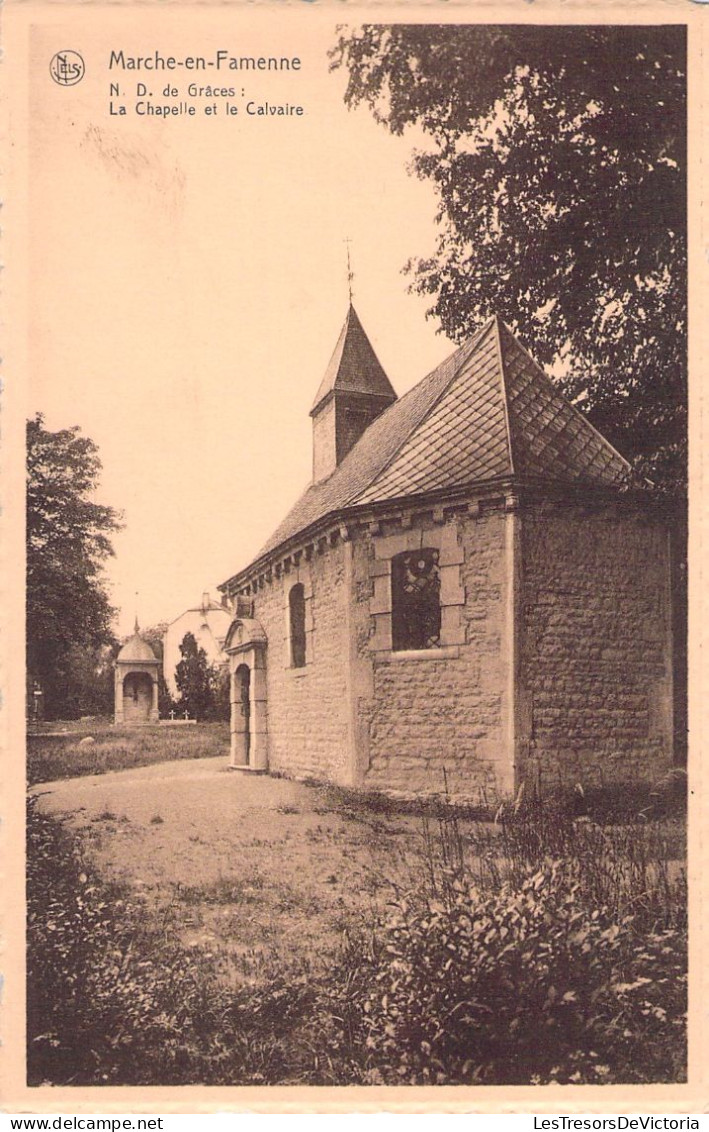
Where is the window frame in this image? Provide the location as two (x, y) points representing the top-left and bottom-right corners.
(288, 581), (307, 669)
(368, 524), (466, 657)
(390, 547), (442, 652)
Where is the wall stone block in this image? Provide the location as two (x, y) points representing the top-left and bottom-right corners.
(519, 504), (672, 791)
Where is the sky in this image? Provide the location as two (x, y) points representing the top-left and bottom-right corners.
(27, 9), (457, 638)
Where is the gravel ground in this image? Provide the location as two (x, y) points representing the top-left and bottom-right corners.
(30, 756), (425, 982)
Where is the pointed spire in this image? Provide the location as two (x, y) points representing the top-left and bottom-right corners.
(310, 305), (397, 415)
(134, 615), (140, 636)
(310, 305), (398, 482)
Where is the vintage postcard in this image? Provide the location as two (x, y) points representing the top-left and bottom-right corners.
(1, 0), (705, 1116)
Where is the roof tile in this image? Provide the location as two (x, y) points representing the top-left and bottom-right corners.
(222, 314), (634, 585)
(310, 304), (397, 413)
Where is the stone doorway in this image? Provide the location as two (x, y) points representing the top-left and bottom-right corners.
(122, 672), (153, 724)
(224, 616), (268, 772)
(233, 664), (251, 766)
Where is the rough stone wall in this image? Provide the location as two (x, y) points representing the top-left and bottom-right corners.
(520, 503), (673, 791)
(250, 542), (351, 784)
(361, 510), (511, 801)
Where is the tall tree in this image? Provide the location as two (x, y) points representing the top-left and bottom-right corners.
(331, 25), (686, 495)
(139, 622), (177, 717)
(174, 632), (227, 722)
(27, 414), (122, 719)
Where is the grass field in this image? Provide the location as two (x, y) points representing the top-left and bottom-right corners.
(27, 727), (688, 1087)
(27, 718), (230, 785)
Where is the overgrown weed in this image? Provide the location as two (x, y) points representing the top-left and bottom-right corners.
(27, 780), (687, 1086)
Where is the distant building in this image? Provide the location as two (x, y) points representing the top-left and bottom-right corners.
(114, 622), (160, 725)
(163, 593), (231, 697)
(218, 306), (674, 801)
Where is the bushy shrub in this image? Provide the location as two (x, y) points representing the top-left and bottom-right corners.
(27, 793), (687, 1087)
(359, 856), (686, 1085)
(496, 808), (687, 931)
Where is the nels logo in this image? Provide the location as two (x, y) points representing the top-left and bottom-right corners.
(50, 50), (85, 86)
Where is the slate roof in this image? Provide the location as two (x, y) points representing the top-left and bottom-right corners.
(311, 304), (397, 413)
(222, 314), (633, 586)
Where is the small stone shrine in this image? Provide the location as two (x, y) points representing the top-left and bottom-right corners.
(114, 621), (160, 726)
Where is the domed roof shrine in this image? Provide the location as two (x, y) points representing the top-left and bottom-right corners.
(114, 620), (160, 726)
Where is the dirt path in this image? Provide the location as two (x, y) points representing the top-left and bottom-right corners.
(31, 757), (426, 985)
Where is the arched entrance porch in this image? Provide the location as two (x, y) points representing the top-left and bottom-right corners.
(232, 664), (251, 765)
(224, 617), (268, 772)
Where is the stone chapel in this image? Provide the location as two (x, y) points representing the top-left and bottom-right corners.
(218, 307), (674, 802)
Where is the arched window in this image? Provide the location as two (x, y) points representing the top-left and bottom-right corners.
(289, 583), (306, 668)
(391, 549), (441, 651)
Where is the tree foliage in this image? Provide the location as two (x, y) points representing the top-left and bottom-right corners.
(27, 414), (122, 719)
(141, 622), (168, 662)
(136, 622), (177, 717)
(331, 25), (686, 495)
(174, 632), (229, 722)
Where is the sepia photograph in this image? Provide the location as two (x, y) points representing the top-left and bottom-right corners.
(2, 1), (697, 1111)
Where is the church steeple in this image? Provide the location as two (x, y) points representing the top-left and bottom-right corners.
(310, 305), (397, 482)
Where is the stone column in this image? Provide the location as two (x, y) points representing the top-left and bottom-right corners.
(114, 667), (123, 725)
(250, 648), (269, 772)
(343, 539), (374, 787)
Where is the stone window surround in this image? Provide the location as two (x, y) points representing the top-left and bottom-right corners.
(283, 565), (314, 673)
(369, 523), (465, 657)
(288, 582), (307, 669)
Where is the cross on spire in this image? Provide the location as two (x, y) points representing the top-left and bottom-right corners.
(344, 236), (354, 304)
